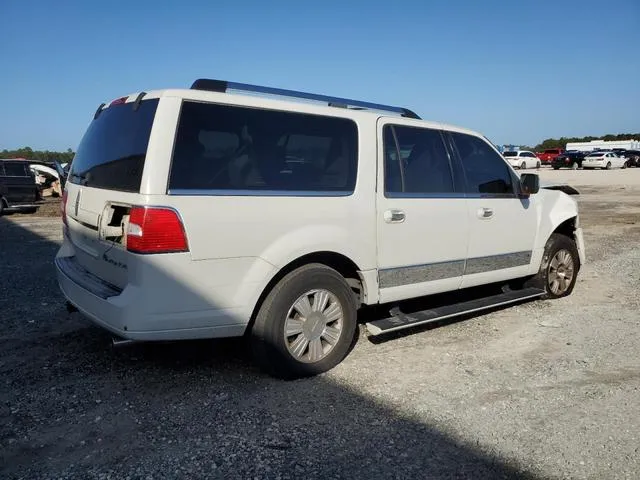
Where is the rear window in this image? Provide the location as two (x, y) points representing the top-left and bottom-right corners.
(168, 101), (358, 194)
(2, 162), (30, 176)
(544, 149), (561, 154)
(68, 99), (159, 192)
(502, 151), (518, 157)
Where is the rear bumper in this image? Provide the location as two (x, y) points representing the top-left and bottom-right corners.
(55, 255), (248, 341)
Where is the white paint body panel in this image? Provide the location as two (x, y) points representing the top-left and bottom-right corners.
(55, 88), (583, 341)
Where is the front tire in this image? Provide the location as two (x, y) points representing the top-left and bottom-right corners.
(527, 233), (580, 299)
(521, 161), (527, 170)
(606, 162), (612, 170)
(571, 162), (579, 170)
(250, 264), (357, 379)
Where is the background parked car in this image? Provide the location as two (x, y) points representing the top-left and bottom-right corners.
(552, 151), (586, 170)
(536, 148), (564, 165)
(620, 149), (640, 168)
(503, 150), (541, 169)
(582, 151), (626, 170)
(0, 159), (42, 215)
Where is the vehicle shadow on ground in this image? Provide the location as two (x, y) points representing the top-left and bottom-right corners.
(0, 216), (539, 479)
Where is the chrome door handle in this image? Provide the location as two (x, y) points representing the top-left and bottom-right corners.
(478, 207), (494, 219)
(384, 209), (406, 223)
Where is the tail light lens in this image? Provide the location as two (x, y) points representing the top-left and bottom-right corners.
(61, 190), (68, 227)
(126, 207), (189, 254)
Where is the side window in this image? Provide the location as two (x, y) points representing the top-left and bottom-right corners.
(4, 162), (27, 177)
(383, 125), (454, 195)
(169, 101), (358, 193)
(450, 132), (514, 195)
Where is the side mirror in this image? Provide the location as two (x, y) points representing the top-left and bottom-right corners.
(520, 173), (540, 196)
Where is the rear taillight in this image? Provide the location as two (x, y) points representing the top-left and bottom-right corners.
(126, 207), (189, 254)
(61, 190), (68, 227)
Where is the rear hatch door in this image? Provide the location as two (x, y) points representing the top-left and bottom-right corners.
(64, 97), (160, 289)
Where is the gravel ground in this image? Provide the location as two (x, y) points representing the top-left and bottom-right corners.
(1, 171), (639, 479)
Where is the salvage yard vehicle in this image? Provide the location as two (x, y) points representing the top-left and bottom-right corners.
(536, 148), (564, 165)
(552, 151), (586, 170)
(622, 150), (640, 168)
(55, 79), (585, 378)
(503, 150), (541, 169)
(582, 151), (627, 170)
(0, 159), (42, 215)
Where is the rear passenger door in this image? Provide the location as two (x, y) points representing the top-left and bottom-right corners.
(446, 132), (538, 288)
(376, 120), (469, 303)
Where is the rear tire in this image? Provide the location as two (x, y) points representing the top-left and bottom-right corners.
(571, 162), (579, 170)
(525, 233), (580, 300)
(536, 161), (541, 169)
(250, 264), (358, 379)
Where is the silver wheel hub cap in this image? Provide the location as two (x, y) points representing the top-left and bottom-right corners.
(548, 249), (575, 295)
(284, 289), (344, 363)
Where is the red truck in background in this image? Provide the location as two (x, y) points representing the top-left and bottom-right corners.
(536, 148), (564, 165)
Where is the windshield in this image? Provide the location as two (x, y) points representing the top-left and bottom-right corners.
(502, 151), (518, 157)
(68, 99), (159, 192)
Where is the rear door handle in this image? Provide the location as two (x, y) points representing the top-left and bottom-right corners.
(384, 209), (406, 223)
(478, 207), (494, 219)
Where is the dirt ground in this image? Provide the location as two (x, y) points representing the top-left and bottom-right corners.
(1, 169), (639, 479)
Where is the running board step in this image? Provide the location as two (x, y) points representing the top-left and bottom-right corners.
(366, 287), (545, 336)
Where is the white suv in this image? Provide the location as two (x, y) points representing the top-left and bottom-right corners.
(56, 79), (585, 378)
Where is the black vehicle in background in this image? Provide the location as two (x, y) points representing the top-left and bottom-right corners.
(0, 159), (42, 215)
(618, 149), (640, 168)
(552, 151), (586, 170)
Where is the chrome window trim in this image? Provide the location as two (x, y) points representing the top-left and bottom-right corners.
(167, 189), (354, 197)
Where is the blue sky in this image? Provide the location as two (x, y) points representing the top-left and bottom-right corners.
(1, 0), (638, 151)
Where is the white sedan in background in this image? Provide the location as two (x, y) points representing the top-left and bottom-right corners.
(502, 150), (541, 169)
(582, 151), (627, 170)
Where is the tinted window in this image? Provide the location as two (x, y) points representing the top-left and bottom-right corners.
(502, 151), (518, 157)
(169, 102), (358, 193)
(383, 125), (454, 195)
(450, 132), (514, 195)
(3, 162), (28, 176)
(68, 99), (159, 192)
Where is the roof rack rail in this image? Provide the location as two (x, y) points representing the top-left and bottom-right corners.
(190, 78), (421, 119)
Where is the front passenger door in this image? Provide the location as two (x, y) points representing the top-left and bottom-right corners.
(447, 132), (539, 288)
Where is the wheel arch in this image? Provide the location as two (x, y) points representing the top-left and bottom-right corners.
(245, 251), (367, 336)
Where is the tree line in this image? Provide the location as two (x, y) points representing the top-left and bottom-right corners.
(532, 133), (640, 151)
(4, 132), (640, 163)
(1, 147), (75, 164)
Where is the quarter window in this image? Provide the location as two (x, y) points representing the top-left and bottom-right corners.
(169, 102), (358, 193)
(383, 125), (454, 195)
(450, 132), (514, 195)
(3, 162), (28, 177)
